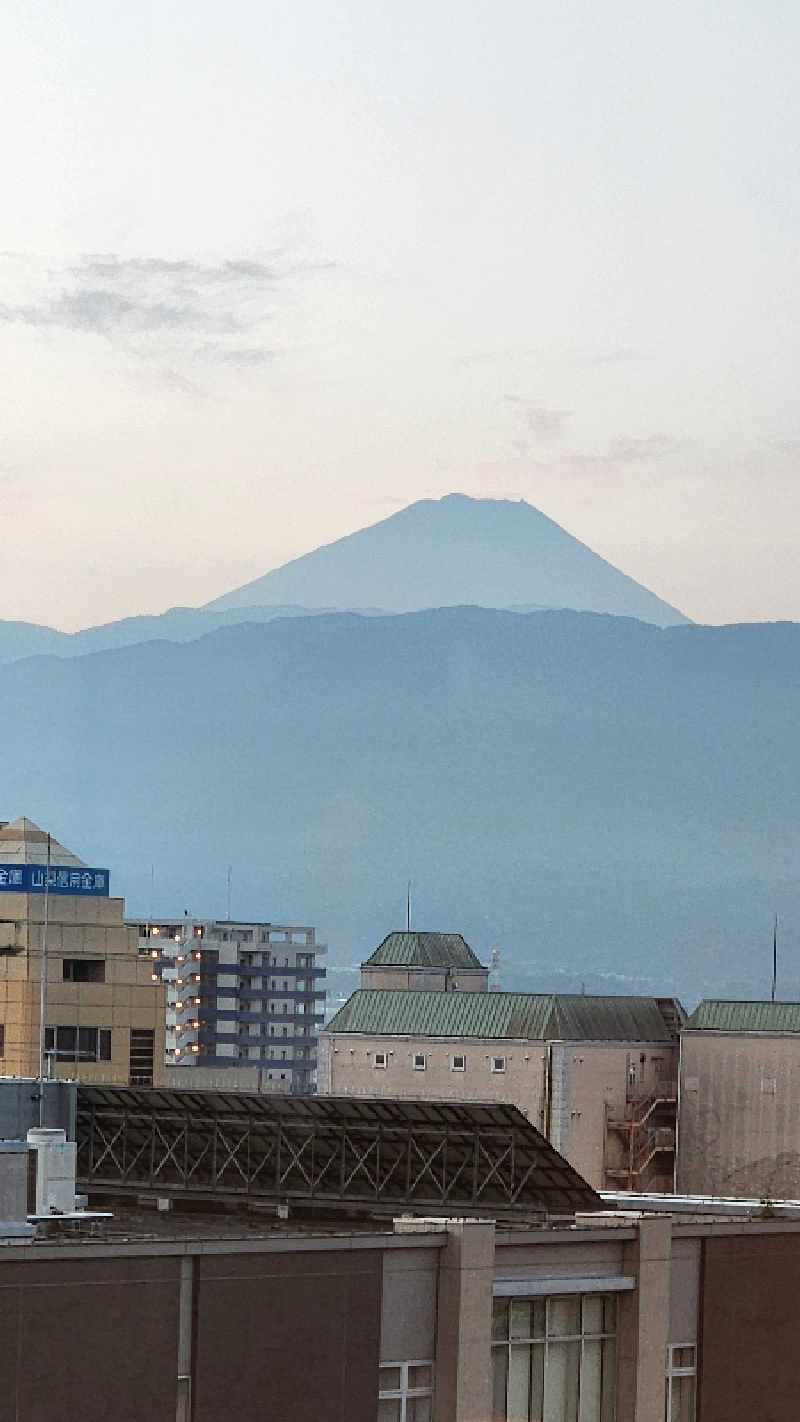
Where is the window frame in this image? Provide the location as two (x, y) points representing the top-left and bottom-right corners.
(665, 1341), (697, 1421)
(491, 1292), (616, 1422)
(412, 1052), (427, 1071)
(491, 1055), (507, 1073)
(373, 1051), (388, 1069)
(451, 1053), (466, 1072)
(44, 1024), (112, 1063)
(378, 1359), (434, 1421)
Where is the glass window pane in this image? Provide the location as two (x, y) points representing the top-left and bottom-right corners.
(57, 1026), (76, 1054)
(379, 1368), (402, 1391)
(673, 1346), (696, 1370)
(579, 1338), (602, 1422)
(407, 1365), (433, 1390)
(511, 1299), (534, 1339)
(507, 1344), (531, 1421)
(602, 1296), (617, 1335)
(531, 1342), (545, 1419)
(78, 1026), (96, 1058)
(544, 1338), (580, 1422)
(600, 1336), (616, 1422)
(492, 1347), (508, 1421)
(407, 1398), (432, 1422)
(549, 1297), (581, 1337)
(670, 1375), (696, 1422)
(493, 1299), (510, 1341)
(377, 1400), (401, 1422)
(582, 1297), (604, 1334)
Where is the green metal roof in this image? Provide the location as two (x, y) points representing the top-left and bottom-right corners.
(687, 1000), (800, 1033)
(363, 931), (485, 971)
(550, 995), (680, 1042)
(326, 990), (682, 1042)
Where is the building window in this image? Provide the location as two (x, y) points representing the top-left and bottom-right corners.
(666, 1343), (696, 1421)
(129, 1027), (155, 1086)
(451, 1054), (466, 1072)
(491, 1294), (616, 1422)
(0, 1024), (5, 1057)
(44, 1026), (112, 1063)
(62, 959), (105, 983)
(413, 1053), (427, 1070)
(491, 1056), (506, 1073)
(378, 1361), (434, 1422)
(374, 1052), (388, 1069)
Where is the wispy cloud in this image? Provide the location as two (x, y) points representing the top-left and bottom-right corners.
(772, 438), (800, 455)
(568, 345), (647, 367)
(505, 394), (574, 440)
(566, 435), (680, 467)
(0, 251), (331, 383)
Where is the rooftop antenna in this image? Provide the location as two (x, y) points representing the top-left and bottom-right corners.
(37, 833), (52, 1126)
(406, 881), (411, 932)
(226, 865), (232, 922)
(146, 863), (154, 938)
(771, 913), (778, 1003)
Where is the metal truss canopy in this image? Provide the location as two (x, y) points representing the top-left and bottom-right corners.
(76, 1086), (601, 1217)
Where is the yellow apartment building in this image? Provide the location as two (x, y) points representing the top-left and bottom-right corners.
(0, 816), (165, 1085)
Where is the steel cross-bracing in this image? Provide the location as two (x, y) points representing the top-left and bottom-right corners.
(76, 1085), (600, 1217)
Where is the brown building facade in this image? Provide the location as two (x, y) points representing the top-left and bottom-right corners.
(1, 1201), (799, 1421)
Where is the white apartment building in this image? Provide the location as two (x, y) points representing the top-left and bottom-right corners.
(132, 918), (326, 1093)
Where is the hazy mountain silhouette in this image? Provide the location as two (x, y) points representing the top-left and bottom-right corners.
(206, 494), (689, 627)
(3, 607), (798, 1004)
(0, 604), (350, 666)
(1, 495), (686, 666)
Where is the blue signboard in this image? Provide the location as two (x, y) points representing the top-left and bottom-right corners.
(0, 864), (110, 895)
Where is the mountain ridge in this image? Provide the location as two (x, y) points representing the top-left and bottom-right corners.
(3, 605), (798, 1004)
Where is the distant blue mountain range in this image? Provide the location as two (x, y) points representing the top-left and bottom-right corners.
(2, 606), (798, 1005)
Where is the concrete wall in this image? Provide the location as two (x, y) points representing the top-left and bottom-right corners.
(325, 1031), (548, 1126)
(323, 1030), (677, 1188)
(678, 1031), (800, 1197)
(561, 1042), (678, 1187)
(360, 966), (489, 992)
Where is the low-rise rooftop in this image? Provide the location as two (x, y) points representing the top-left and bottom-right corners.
(326, 989), (684, 1042)
(687, 999), (800, 1033)
(363, 931), (485, 971)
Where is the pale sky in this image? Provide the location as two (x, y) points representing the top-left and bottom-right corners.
(2, 0), (799, 630)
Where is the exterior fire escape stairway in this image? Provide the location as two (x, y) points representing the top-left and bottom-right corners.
(604, 1082), (678, 1191)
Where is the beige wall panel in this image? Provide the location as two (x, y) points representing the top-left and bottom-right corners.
(495, 1237), (627, 1279)
(679, 1032), (800, 1197)
(328, 1033), (546, 1126)
(668, 1237), (699, 1344)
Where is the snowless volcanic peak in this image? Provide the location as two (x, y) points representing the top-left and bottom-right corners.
(206, 494), (688, 628)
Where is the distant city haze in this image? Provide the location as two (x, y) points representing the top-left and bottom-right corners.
(1, 2), (799, 629)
